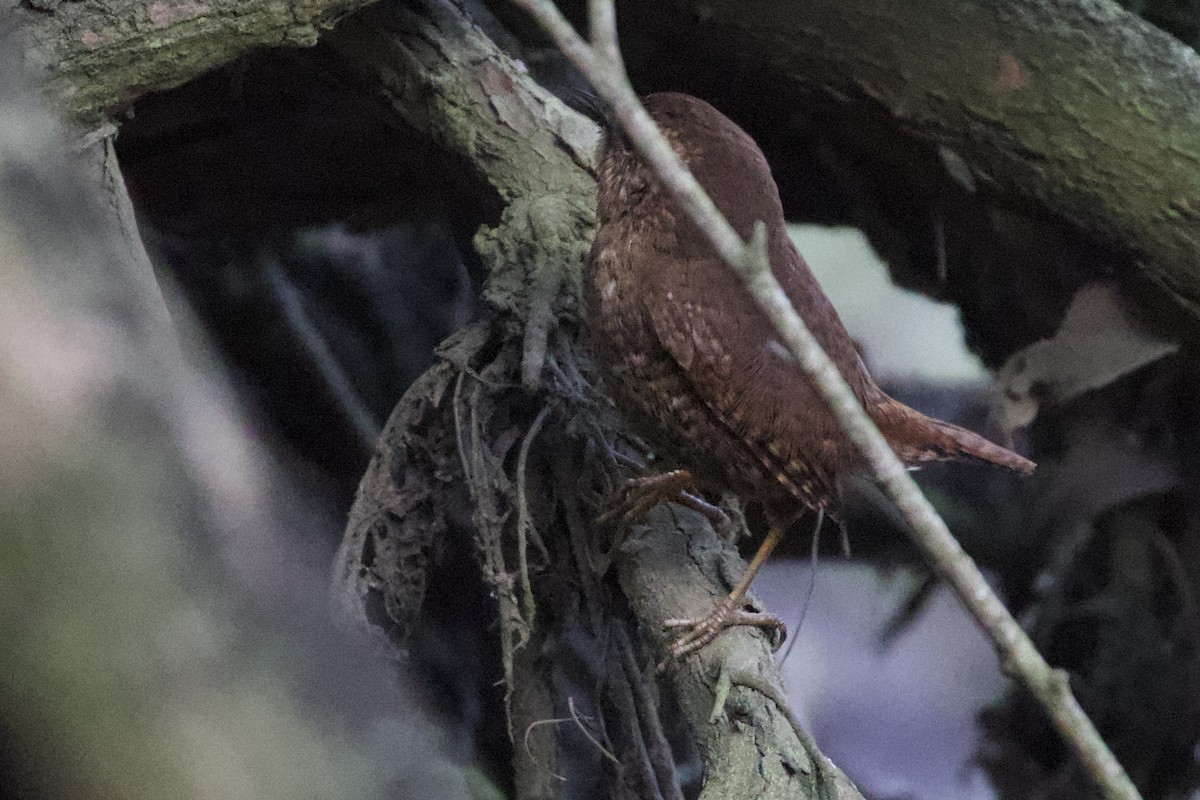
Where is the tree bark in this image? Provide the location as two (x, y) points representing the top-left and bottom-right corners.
(0, 41), (470, 800)
(665, 0), (1200, 314)
(14, 0), (372, 128)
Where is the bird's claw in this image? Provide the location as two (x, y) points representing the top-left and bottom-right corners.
(598, 469), (736, 536)
(658, 600), (787, 671)
(597, 468), (697, 527)
(675, 491), (734, 533)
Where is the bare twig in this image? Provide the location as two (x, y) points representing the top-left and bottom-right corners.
(586, 0), (624, 74)
(516, 403), (552, 628)
(509, 1), (1142, 798)
(522, 717), (570, 782)
(567, 696), (622, 766)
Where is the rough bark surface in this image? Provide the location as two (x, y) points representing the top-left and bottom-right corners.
(618, 506), (863, 800)
(667, 0), (1200, 314)
(14, 0), (372, 127)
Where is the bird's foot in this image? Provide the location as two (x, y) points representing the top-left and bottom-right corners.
(598, 468), (724, 528)
(597, 470), (692, 573)
(713, 492), (749, 542)
(676, 490), (734, 533)
(659, 599), (787, 670)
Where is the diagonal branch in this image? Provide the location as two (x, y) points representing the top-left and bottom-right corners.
(14, 0), (373, 129)
(509, 2), (1142, 799)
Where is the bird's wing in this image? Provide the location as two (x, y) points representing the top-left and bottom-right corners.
(643, 256), (841, 504)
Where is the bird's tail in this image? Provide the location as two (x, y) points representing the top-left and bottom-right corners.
(887, 409), (1036, 475)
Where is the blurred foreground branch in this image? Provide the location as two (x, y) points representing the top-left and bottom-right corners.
(0, 40), (469, 800)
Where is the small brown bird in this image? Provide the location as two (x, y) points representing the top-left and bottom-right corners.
(586, 93), (1035, 659)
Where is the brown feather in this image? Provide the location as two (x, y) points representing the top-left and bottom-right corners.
(586, 92), (1034, 520)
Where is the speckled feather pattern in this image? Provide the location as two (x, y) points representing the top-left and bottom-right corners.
(585, 93), (1034, 520)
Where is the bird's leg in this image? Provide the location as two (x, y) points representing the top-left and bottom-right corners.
(661, 523), (787, 667)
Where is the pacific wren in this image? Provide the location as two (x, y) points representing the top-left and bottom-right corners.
(585, 92), (1035, 659)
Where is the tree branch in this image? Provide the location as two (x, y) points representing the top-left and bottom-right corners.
(617, 507), (863, 800)
(663, 0), (1200, 316)
(0, 44), (469, 800)
(14, 0), (372, 128)
(509, 1), (1142, 799)
(324, 0), (597, 385)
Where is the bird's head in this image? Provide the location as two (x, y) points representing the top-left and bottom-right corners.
(595, 93), (785, 246)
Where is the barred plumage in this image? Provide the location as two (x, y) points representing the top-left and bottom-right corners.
(585, 93), (1034, 660)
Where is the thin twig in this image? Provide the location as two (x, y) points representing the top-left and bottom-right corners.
(613, 623), (685, 800)
(568, 696), (622, 766)
(780, 508), (823, 665)
(509, 1), (1142, 798)
(452, 368), (473, 489)
(516, 404), (553, 629)
(587, 0), (623, 74)
(523, 717), (569, 781)
(263, 256), (381, 450)
(521, 699), (622, 774)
